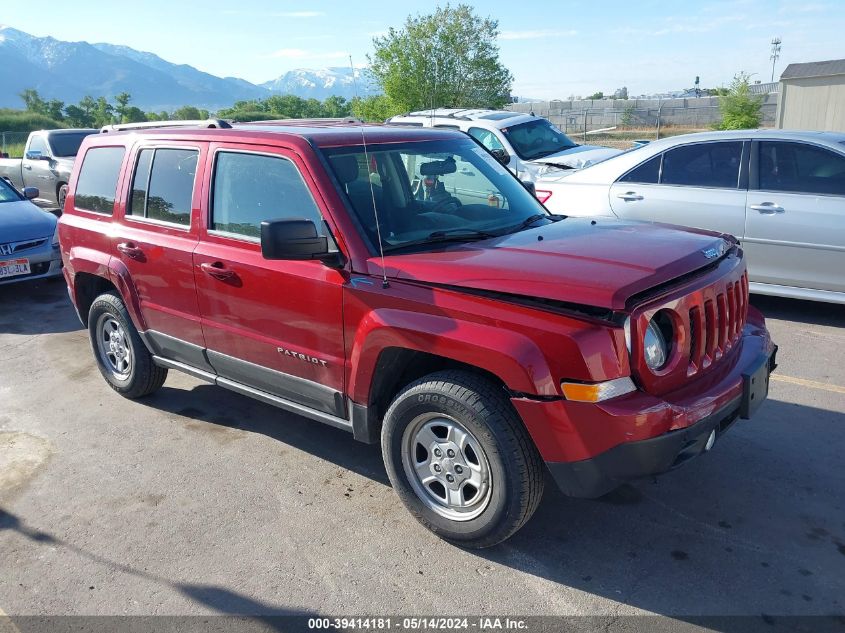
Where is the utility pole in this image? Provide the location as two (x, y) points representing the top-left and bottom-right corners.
(770, 37), (782, 82)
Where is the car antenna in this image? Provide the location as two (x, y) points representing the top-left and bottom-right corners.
(349, 55), (389, 289)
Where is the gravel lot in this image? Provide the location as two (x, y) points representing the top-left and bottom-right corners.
(1, 279), (843, 628)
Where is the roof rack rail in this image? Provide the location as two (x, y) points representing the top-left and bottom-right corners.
(236, 117), (364, 126)
(405, 109), (472, 121)
(100, 119), (233, 133)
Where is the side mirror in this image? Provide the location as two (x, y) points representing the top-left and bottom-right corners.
(22, 187), (39, 200)
(25, 150), (49, 161)
(521, 181), (536, 196)
(260, 218), (332, 261)
(490, 148), (510, 166)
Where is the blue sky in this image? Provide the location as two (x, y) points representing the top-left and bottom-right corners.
(2, 0), (843, 98)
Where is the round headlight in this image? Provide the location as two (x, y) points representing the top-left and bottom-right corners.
(643, 317), (669, 370)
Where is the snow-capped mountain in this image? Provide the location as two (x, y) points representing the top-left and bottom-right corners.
(0, 26), (379, 111)
(262, 67), (379, 101)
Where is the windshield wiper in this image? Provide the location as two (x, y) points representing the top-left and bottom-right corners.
(384, 228), (498, 253)
(530, 147), (577, 160)
(506, 213), (559, 234)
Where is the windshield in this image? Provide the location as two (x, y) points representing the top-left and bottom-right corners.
(49, 132), (96, 157)
(0, 178), (23, 203)
(501, 119), (577, 161)
(322, 139), (554, 254)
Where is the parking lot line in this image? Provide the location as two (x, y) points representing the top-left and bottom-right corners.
(771, 373), (845, 395)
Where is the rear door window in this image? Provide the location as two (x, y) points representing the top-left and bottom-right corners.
(619, 154), (661, 184)
(128, 148), (198, 226)
(758, 141), (845, 195)
(661, 141), (743, 188)
(75, 147), (126, 214)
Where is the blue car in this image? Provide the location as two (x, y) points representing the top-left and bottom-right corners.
(0, 179), (62, 285)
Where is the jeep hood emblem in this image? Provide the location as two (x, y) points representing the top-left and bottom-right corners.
(702, 241), (727, 260)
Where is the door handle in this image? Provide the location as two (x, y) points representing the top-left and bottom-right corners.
(200, 261), (236, 280)
(749, 202), (784, 214)
(116, 242), (143, 259)
(617, 191), (643, 201)
(23, 164), (32, 170)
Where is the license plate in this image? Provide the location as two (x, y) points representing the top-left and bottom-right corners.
(0, 257), (30, 279)
(740, 353), (771, 419)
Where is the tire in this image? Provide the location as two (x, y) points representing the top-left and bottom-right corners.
(88, 291), (167, 398)
(57, 184), (68, 215)
(381, 370), (544, 548)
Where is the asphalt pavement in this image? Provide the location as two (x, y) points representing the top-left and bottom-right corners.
(0, 280), (843, 630)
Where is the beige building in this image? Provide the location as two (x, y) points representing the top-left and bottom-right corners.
(776, 59), (845, 131)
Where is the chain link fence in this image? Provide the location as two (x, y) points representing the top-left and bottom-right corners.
(507, 93), (779, 150)
(1, 131), (31, 158)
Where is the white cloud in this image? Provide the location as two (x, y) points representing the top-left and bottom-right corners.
(499, 29), (578, 40)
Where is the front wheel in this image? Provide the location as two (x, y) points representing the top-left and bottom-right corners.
(57, 184), (68, 214)
(381, 370), (544, 548)
(88, 292), (167, 398)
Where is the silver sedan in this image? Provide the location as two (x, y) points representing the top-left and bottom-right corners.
(536, 129), (845, 304)
(0, 179), (62, 286)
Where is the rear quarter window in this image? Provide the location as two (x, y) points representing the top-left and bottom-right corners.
(75, 147), (126, 214)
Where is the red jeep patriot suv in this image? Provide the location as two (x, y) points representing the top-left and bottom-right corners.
(59, 120), (776, 547)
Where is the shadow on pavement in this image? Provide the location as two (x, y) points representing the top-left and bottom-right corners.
(751, 294), (845, 328)
(140, 384), (389, 487)
(0, 279), (82, 335)
(0, 508), (316, 625)
(133, 380), (845, 628)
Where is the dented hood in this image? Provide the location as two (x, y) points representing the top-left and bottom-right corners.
(531, 145), (622, 170)
(368, 218), (730, 311)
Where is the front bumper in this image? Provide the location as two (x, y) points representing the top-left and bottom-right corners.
(512, 318), (776, 498)
(546, 394), (741, 498)
(0, 248), (62, 286)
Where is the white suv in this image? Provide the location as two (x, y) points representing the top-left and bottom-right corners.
(386, 109), (621, 182)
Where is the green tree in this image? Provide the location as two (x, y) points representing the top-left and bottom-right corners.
(64, 105), (94, 127)
(322, 95), (352, 118)
(716, 72), (763, 130)
(620, 103), (636, 127)
(92, 97), (115, 128)
(45, 99), (65, 121)
(122, 106), (148, 123)
(369, 4), (513, 112)
(19, 89), (47, 114)
(114, 92), (132, 123)
(350, 95), (399, 122)
(79, 96), (97, 122)
(265, 95), (309, 118)
(172, 106), (205, 120)
(587, 91), (604, 100)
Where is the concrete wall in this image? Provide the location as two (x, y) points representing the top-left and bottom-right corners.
(776, 76), (845, 132)
(508, 94), (779, 131)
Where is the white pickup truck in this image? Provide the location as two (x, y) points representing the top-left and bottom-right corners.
(0, 128), (97, 210)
